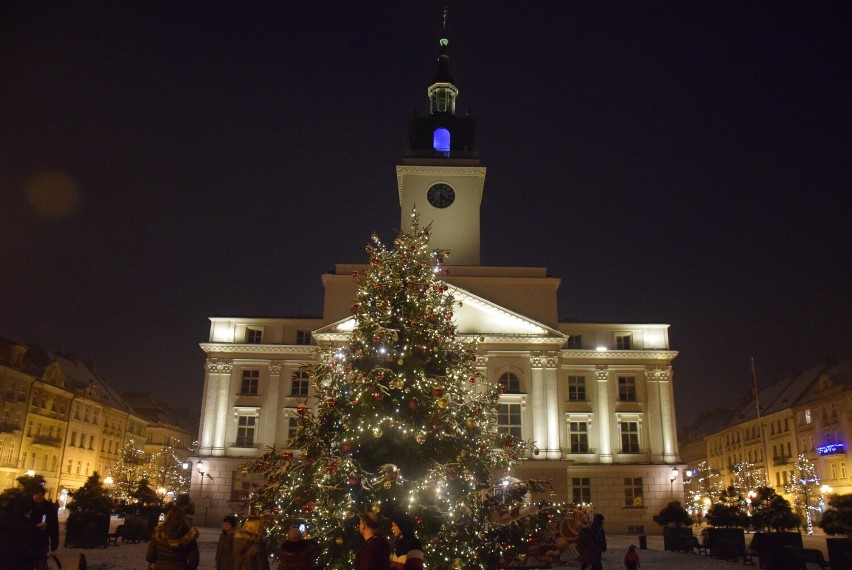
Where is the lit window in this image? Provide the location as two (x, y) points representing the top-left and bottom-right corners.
(841, 461), (847, 479)
(499, 373), (521, 394)
(804, 409), (812, 424)
(618, 377), (637, 401)
(571, 477), (591, 504)
(240, 370), (260, 395)
(616, 334), (632, 350)
(831, 463), (838, 479)
(620, 422), (640, 453)
(287, 417), (299, 442)
(569, 422), (589, 453)
(497, 403), (522, 438)
(567, 335), (582, 349)
(235, 415), (256, 447)
(568, 376), (586, 401)
(625, 477), (643, 507)
(295, 330), (312, 345)
(246, 328), (263, 344)
(291, 372), (309, 397)
(433, 128), (450, 153)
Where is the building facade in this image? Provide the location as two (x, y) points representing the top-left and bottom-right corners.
(683, 361), (852, 508)
(190, 31), (683, 535)
(0, 336), (196, 504)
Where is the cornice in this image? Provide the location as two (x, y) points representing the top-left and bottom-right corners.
(199, 343), (315, 355)
(561, 349), (678, 361)
(396, 165), (486, 202)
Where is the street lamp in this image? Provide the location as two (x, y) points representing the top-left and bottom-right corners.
(197, 461), (213, 526)
(670, 467), (679, 494)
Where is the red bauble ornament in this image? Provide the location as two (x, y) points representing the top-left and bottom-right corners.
(304, 501), (315, 513)
(282, 452), (293, 461)
(446, 469), (457, 481)
(373, 391), (384, 400)
(327, 398), (337, 407)
(414, 514), (423, 525)
(409, 398), (419, 410)
(341, 442), (352, 453)
(431, 388), (443, 398)
(348, 475), (359, 486)
(431, 421), (441, 431)
(533, 448), (540, 456)
(296, 405), (308, 415)
(326, 463), (337, 474)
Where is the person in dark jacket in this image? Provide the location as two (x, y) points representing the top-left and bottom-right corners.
(277, 523), (319, 570)
(146, 507), (200, 570)
(215, 515), (237, 570)
(23, 487), (59, 570)
(355, 512), (391, 570)
(577, 514), (606, 570)
(389, 513), (423, 570)
(233, 516), (270, 570)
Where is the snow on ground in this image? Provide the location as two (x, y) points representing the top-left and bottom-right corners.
(53, 519), (832, 570)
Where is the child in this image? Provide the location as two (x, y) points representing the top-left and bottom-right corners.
(624, 544), (640, 569)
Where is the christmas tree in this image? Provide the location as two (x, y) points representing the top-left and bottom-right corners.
(245, 212), (549, 569)
(785, 454), (823, 534)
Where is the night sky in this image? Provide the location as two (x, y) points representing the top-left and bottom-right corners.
(2, 2), (850, 432)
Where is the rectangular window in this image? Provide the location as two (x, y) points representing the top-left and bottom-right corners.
(618, 376), (637, 401)
(571, 477), (591, 504)
(625, 477), (643, 507)
(236, 415), (256, 447)
(804, 409), (812, 424)
(569, 422), (589, 453)
(840, 461), (847, 479)
(240, 370), (260, 395)
(246, 328), (263, 344)
(497, 403), (522, 438)
(567, 335), (582, 349)
(567, 376), (586, 401)
(287, 417), (299, 441)
(295, 330), (312, 345)
(291, 372), (310, 397)
(76, 460), (81, 474)
(616, 334), (632, 350)
(831, 463), (838, 479)
(620, 421), (640, 453)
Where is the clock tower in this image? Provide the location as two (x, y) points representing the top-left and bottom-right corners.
(397, 28), (486, 265)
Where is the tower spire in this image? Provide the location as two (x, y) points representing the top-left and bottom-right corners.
(429, 8), (456, 114)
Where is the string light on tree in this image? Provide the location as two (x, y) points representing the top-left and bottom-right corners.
(243, 211), (555, 569)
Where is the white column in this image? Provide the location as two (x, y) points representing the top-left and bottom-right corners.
(264, 361), (282, 446)
(659, 366), (676, 462)
(199, 360), (221, 455)
(596, 365), (612, 463)
(530, 354), (547, 459)
(212, 360), (233, 456)
(545, 353), (561, 460)
(645, 367), (664, 463)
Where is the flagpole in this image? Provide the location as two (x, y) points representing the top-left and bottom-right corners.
(752, 357), (771, 485)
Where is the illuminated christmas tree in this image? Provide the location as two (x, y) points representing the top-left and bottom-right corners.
(245, 212), (548, 569)
(785, 454), (823, 534)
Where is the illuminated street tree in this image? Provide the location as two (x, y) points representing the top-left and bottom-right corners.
(245, 213), (544, 570)
(106, 438), (148, 504)
(147, 443), (192, 500)
(684, 461), (723, 519)
(732, 461), (768, 495)
(785, 454), (823, 534)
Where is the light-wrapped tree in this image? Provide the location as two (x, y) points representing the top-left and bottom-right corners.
(245, 213), (549, 569)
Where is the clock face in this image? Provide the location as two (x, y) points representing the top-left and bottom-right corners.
(427, 183), (455, 208)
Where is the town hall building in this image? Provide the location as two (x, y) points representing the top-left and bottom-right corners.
(190, 30), (682, 534)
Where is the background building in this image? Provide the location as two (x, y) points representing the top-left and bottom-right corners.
(190, 33), (683, 534)
(680, 359), (852, 506)
(0, 335), (197, 504)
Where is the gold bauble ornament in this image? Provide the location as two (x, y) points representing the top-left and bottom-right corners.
(335, 537), (344, 545)
(415, 434), (426, 444)
(383, 481), (392, 489)
(466, 417), (475, 428)
(371, 503), (381, 513)
(437, 398), (448, 409)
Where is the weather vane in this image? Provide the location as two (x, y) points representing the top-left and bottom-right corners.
(443, 6), (448, 34)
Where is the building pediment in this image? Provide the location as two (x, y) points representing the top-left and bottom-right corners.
(313, 283), (566, 347)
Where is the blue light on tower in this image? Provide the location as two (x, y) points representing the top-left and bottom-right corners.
(433, 128), (450, 153)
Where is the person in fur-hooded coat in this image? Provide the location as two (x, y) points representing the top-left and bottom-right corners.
(233, 517), (270, 570)
(146, 507), (199, 570)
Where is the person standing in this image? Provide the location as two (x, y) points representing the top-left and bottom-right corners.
(277, 523), (319, 570)
(26, 487), (59, 570)
(215, 515), (237, 570)
(145, 507), (200, 570)
(233, 516), (270, 570)
(623, 544), (640, 570)
(389, 513), (423, 570)
(577, 514), (606, 570)
(355, 512), (391, 570)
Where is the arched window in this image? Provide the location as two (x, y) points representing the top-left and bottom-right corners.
(498, 372), (521, 394)
(433, 128), (450, 153)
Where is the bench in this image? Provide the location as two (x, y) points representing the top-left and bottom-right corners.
(714, 540), (755, 565)
(780, 546), (831, 569)
(689, 536), (709, 556)
(107, 525), (123, 546)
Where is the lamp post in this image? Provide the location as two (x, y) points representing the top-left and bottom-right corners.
(197, 461), (212, 526)
(670, 467), (679, 495)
